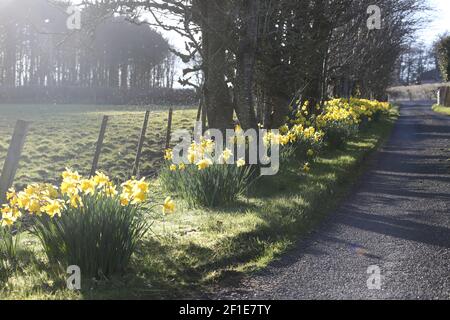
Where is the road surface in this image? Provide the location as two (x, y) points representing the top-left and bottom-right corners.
(215, 102), (450, 300)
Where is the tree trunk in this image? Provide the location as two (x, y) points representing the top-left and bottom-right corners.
(201, 0), (234, 131)
(302, 0), (331, 112)
(5, 22), (16, 86)
(234, 0), (258, 129)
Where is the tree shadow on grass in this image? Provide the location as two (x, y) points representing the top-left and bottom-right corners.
(76, 119), (393, 299)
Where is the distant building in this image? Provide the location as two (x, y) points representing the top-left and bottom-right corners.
(417, 69), (442, 84)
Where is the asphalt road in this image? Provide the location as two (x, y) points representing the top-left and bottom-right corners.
(215, 102), (450, 300)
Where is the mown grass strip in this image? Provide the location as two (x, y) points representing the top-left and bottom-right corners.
(432, 104), (450, 116)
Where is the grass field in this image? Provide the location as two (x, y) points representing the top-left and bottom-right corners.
(387, 83), (449, 102)
(0, 104), (197, 188)
(432, 104), (450, 116)
(0, 106), (398, 299)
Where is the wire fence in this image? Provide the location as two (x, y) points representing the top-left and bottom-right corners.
(0, 106), (188, 204)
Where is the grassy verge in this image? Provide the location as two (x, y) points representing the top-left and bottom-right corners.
(0, 109), (398, 300)
(432, 104), (450, 116)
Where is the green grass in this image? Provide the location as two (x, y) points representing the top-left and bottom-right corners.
(432, 104), (450, 116)
(0, 104), (197, 188)
(0, 107), (398, 300)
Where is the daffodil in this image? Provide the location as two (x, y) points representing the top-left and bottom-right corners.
(42, 199), (64, 218)
(120, 194), (131, 206)
(80, 179), (96, 195)
(134, 178), (150, 194)
(6, 188), (16, 201)
(61, 180), (78, 196)
(170, 164), (177, 171)
(132, 191), (147, 204)
(201, 138), (215, 154)
(271, 134), (281, 145)
(196, 158), (213, 170)
(280, 135), (290, 145)
(16, 192), (31, 209)
(69, 194), (83, 208)
(303, 162), (311, 173)
(104, 183), (118, 197)
(236, 158), (246, 168)
(28, 198), (41, 214)
(121, 180), (134, 194)
(187, 151), (196, 164)
(43, 184), (59, 198)
(1, 210), (16, 227)
(164, 148), (173, 161)
(222, 149), (233, 162)
(93, 171), (109, 187)
(162, 197), (175, 214)
(62, 169), (81, 181)
(280, 124), (289, 134)
(11, 206), (21, 218)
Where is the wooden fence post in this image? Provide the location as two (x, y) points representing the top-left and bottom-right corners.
(165, 108), (173, 150)
(201, 103), (207, 133)
(443, 87), (447, 106)
(132, 110), (150, 177)
(445, 87), (450, 107)
(90, 115), (109, 177)
(0, 120), (30, 205)
(438, 86), (450, 107)
(196, 101), (202, 122)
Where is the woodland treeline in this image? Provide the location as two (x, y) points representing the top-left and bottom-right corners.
(0, 0), (195, 104)
(1, 0), (427, 120)
(96, 0), (426, 130)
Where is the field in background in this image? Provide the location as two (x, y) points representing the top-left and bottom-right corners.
(387, 83), (450, 102)
(0, 104), (197, 188)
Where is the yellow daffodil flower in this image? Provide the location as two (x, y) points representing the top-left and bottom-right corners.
(303, 162), (311, 173)
(196, 158), (213, 170)
(164, 148), (173, 161)
(80, 179), (96, 195)
(1, 210), (16, 227)
(93, 171), (109, 187)
(162, 197), (175, 214)
(236, 158), (246, 168)
(222, 149), (233, 162)
(42, 199), (63, 218)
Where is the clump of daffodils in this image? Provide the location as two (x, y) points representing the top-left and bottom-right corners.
(315, 98), (391, 129)
(160, 125), (255, 208)
(1, 169), (175, 227)
(272, 97), (391, 173)
(265, 125), (324, 148)
(164, 125), (248, 172)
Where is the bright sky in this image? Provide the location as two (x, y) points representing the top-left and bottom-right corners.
(65, 0), (450, 48)
(417, 0), (450, 44)
(156, 0), (450, 48)
(151, 0), (450, 49)
(63, 0), (450, 87)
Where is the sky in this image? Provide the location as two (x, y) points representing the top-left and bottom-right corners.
(157, 0), (450, 48)
(132, 0), (450, 87)
(65, 0), (450, 86)
(63, 0), (450, 47)
(417, 0), (450, 44)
